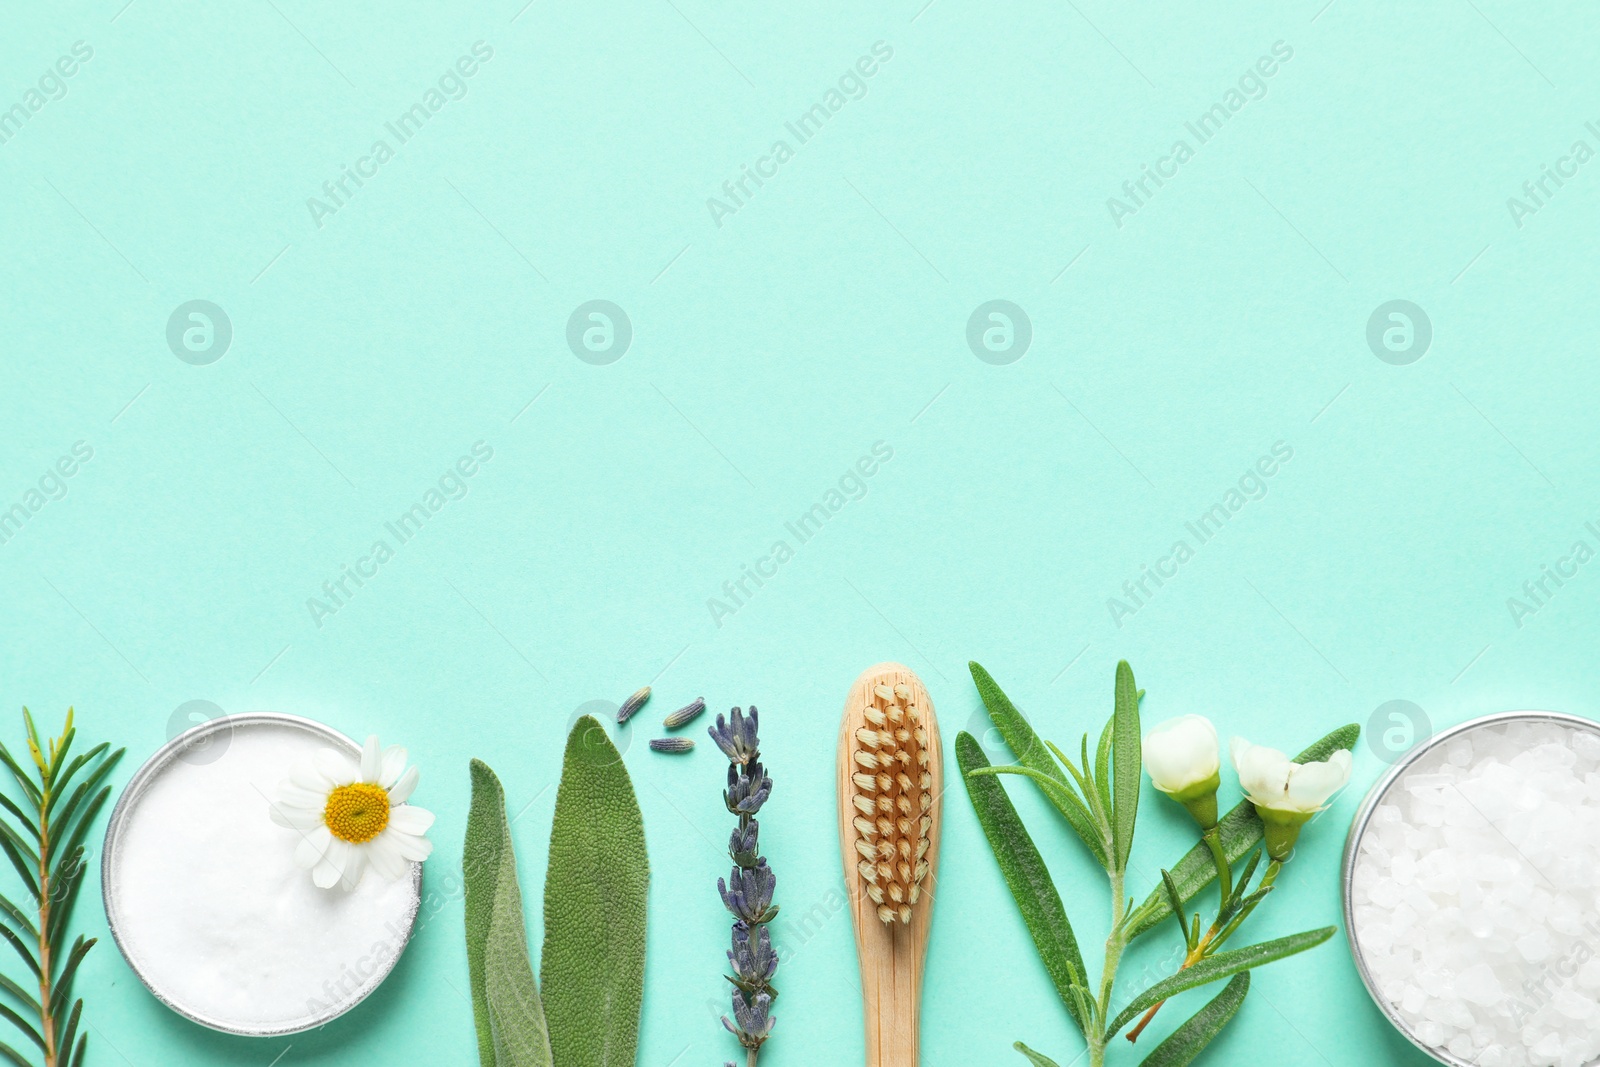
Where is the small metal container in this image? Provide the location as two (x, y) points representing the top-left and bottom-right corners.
(102, 712), (422, 1036)
(1341, 709), (1600, 1066)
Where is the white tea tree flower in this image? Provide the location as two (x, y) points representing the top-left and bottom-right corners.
(269, 734), (435, 890)
(1230, 737), (1352, 860)
(1143, 715), (1221, 830)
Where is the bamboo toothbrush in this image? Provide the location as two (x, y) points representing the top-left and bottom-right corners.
(837, 662), (943, 1067)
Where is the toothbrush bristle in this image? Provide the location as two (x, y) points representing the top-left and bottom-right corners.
(851, 679), (932, 924)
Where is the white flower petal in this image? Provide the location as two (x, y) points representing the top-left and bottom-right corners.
(291, 764), (334, 792)
(388, 829), (434, 862)
(295, 825), (334, 869)
(312, 837), (347, 888)
(380, 745), (409, 789)
(1143, 715), (1219, 794)
(360, 735), (382, 783)
(315, 749), (360, 786)
(388, 804), (435, 835)
(366, 835), (408, 881)
(1285, 750), (1353, 811)
(278, 783), (328, 810)
(271, 803), (325, 831)
(338, 846), (367, 891)
(388, 767), (420, 805)
(1231, 738), (1291, 801)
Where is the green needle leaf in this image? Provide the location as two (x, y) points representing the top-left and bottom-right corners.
(1013, 1041), (1063, 1067)
(0, 1037), (30, 1067)
(1159, 869), (1187, 946)
(1106, 927), (1335, 1039)
(0, 1001), (43, 1052)
(1111, 660), (1141, 873)
(1137, 972), (1249, 1067)
(1127, 724), (1359, 940)
(969, 662), (1070, 788)
(463, 759), (553, 1067)
(958, 733), (1090, 1034)
(541, 716), (649, 1067)
(968, 765), (1110, 870)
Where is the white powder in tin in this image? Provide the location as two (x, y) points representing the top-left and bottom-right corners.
(1352, 720), (1600, 1067)
(107, 722), (417, 1031)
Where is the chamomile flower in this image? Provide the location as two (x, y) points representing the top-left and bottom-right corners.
(269, 734), (434, 890)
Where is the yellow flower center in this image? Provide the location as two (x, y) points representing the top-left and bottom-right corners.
(323, 782), (390, 843)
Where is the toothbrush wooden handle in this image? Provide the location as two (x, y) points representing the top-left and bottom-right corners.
(859, 921), (925, 1067)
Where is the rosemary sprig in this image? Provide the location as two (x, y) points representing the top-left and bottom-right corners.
(711, 707), (777, 1067)
(960, 663), (1350, 1067)
(0, 709), (123, 1067)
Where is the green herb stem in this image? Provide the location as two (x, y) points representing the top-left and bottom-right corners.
(1203, 829), (1231, 911)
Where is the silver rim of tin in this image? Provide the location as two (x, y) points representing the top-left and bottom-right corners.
(100, 712), (423, 1037)
(1341, 709), (1600, 1067)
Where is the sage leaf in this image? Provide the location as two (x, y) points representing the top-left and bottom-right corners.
(1106, 927), (1335, 1039)
(1137, 973), (1249, 1067)
(968, 765), (1109, 870)
(465, 760), (553, 1067)
(1013, 1041), (1063, 1067)
(1111, 661), (1140, 872)
(1126, 723), (1359, 940)
(957, 733), (1090, 1033)
(541, 716), (650, 1067)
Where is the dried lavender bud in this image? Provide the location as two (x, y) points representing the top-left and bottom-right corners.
(708, 706), (760, 764)
(663, 697), (706, 729)
(728, 923), (778, 991)
(729, 819), (761, 868)
(719, 861), (778, 924)
(722, 990), (775, 1051)
(649, 737), (695, 753)
(616, 686), (650, 724)
(725, 761), (772, 815)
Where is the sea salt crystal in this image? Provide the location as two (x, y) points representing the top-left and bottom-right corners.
(105, 722), (419, 1032)
(1354, 722), (1600, 1067)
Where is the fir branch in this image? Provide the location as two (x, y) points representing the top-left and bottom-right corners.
(0, 710), (122, 1067)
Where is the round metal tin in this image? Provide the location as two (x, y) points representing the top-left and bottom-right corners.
(1341, 709), (1600, 1066)
(101, 712), (422, 1036)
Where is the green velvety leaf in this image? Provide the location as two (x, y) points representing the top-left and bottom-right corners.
(969, 766), (1109, 869)
(1111, 661), (1141, 872)
(1013, 1041), (1063, 1067)
(969, 662), (1069, 788)
(464, 759), (553, 1067)
(1127, 723), (1359, 940)
(69, 1032), (87, 1067)
(957, 733), (1089, 1034)
(1138, 972), (1249, 1067)
(1107, 927), (1335, 1038)
(541, 716), (649, 1067)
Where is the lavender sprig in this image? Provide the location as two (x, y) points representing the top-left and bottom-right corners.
(714, 706), (776, 1067)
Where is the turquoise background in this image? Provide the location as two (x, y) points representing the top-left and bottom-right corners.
(2, 0), (1597, 1063)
